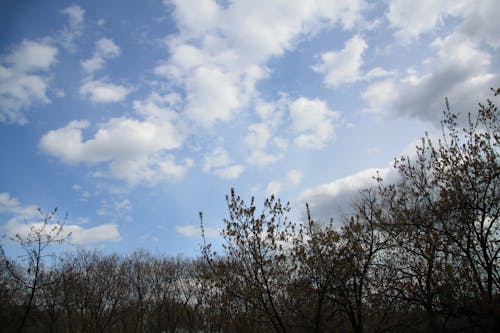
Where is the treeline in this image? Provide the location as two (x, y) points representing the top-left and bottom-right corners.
(1, 91), (499, 332)
(1, 250), (215, 333)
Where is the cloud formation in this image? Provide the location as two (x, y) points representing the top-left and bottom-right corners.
(0, 40), (58, 124)
(386, 0), (500, 47)
(159, 0), (367, 127)
(203, 147), (245, 179)
(290, 97), (340, 149)
(81, 38), (121, 73)
(39, 93), (191, 184)
(363, 31), (499, 122)
(265, 169), (303, 196)
(245, 99), (287, 166)
(79, 79), (130, 103)
(0, 192), (120, 245)
(313, 35), (368, 87)
(58, 4), (85, 50)
(300, 167), (391, 221)
(176, 224), (219, 238)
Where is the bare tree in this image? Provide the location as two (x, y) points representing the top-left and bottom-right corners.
(394, 91), (499, 305)
(201, 188), (294, 333)
(2, 208), (70, 333)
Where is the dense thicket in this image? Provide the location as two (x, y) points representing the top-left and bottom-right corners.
(1, 90), (499, 332)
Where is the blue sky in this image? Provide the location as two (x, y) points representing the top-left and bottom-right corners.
(1, 0), (499, 257)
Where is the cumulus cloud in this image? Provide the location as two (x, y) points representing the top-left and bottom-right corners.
(393, 33), (499, 122)
(0, 192), (120, 244)
(363, 1), (500, 125)
(386, 0), (500, 47)
(386, 0), (452, 42)
(458, 0), (500, 48)
(289, 97), (340, 149)
(245, 99), (288, 166)
(363, 30), (499, 122)
(313, 35), (367, 87)
(312, 35), (393, 88)
(0, 192), (38, 219)
(3, 219), (120, 245)
(160, 0), (367, 127)
(287, 169), (303, 185)
(265, 169), (303, 196)
(40, 93), (192, 184)
(81, 38), (121, 73)
(0, 40), (58, 124)
(265, 181), (282, 196)
(58, 4), (85, 50)
(79, 79), (130, 103)
(66, 223), (120, 244)
(79, 38), (127, 105)
(362, 79), (398, 114)
(298, 134), (429, 222)
(299, 167), (393, 221)
(203, 147), (244, 179)
(40, 118), (181, 164)
(176, 224), (219, 238)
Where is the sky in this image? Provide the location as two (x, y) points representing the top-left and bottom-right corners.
(1, 0), (499, 257)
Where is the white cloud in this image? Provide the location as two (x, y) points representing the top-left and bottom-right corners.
(394, 32), (498, 122)
(265, 168), (303, 197)
(58, 4), (85, 50)
(95, 197), (134, 224)
(246, 122), (272, 151)
(133, 91), (181, 121)
(458, 0), (500, 48)
(362, 23), (499, 123)
(298, 134), (434, 222)
(40, 92), (190, 184)
(362, 79), (398, 114)
(203, 147), (244, 179)
(5, 40), (58, 71)
(106, 154), (193, 184)
(266, 181), (282, 196)
(300, 167), (392, 221)
(160, 0), (367, 127)
(79, 79), (130, 103)
(312, 35), (393, 88)
(0, 192), (38, 219)
(245, 99), (288, 166)
(0, 192), (120, 245)
(176, 224), (219, 238)
(386, 0), (500, 47)
(71, 184), (91, 201)
(0, 40), (58, 124)
(289, 97), (340, 149)
(247, 150), (284, 166)
(313, 35), (367, 87)
(364, 67), (394, 81)
(287, 169), (303, 185)
(3, 219), (121, 245)
(183, 66), (244, 126)
(81, 38), (121, 73)
(66, 223), (120, 244)
(386, 0), (451, 42)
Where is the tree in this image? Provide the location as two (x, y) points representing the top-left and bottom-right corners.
(395, 90), (499, 306)
(289, 206), (343, 332)
(371, 88), (500, 330)
(371, 176), (460, 332)
(2, 208), (70, 333)
(336, 188), (393, 333)
(201, 188), (294, 333)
